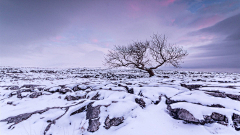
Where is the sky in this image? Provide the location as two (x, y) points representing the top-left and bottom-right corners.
(0, 0), (240, 72)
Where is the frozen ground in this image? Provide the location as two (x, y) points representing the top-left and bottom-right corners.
(0, 67), (240, 135)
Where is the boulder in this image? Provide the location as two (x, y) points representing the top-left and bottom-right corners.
(209, 104), (225, 108)
(203, 115), (215, 124)
(168, 107), (200, 124)
(8, 86), (19, 90)
(232, 113), (240, 131)
(0, 113), (32, 124)
(154, 96), (161, 105)
(165, 97), (177, 104)
(59, 88), (72, 94)
(21, 84), (39, 89)
(205, 92), (227, 98)
(64, 95), (86, 101)
(118, 84), (134, 94)
(7, 101), (13, 105)
(180, 84), (202, 90)
(211, 112), (228, 125)
(29, 92), (42, 98)
(70, 106), (87, 116)
(86, 102), (101, 119)
(226, 94), (240, 101)
(128, 88), (134, 94)
(135, 98), (146, 108)
(72, 85), (80, 91)
(16, 90), (22, 98)
(104, 116), (124, 129)
(86, 102), (101, 132)
(177, 109), (199, 123)
(87, 118), (100, 132)
(91, 93), (100, 100)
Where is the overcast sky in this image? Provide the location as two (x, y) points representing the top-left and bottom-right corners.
(0, 0), (240, 72)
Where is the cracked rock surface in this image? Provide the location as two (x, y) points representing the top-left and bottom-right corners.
(0, 67), (240, 135)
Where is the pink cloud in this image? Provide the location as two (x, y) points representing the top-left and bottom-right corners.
(105, 43), (110, 47)
(129, 2), (140, 11)
(197, 15), (223, 29)
(51, 36), (64, 42)
(126, 1), (142, 18)
(55, 36), (64, 40)
(170, 18), (175, 25)
(160, 0), (175, 7)
(92, 39), (98, 43)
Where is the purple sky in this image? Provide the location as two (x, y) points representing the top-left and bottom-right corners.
(0, 0), (240, 72)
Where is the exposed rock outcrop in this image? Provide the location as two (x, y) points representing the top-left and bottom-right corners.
(180, 84), (202, 90)
(86, 102), (101, 132)
(64, 95), (86, 101)
(104, 116), (124, 129)
(29, 92), (42, 98)
(135, 98), (146, 108)
(167, 107), (200, 124)
(232, 113), (240, 131)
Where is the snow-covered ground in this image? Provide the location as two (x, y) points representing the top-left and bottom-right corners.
(0, 67), (240, 135)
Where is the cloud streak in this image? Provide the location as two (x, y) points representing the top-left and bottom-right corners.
(185, 13), (240, 71)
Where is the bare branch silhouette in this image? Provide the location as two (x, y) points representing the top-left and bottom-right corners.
(104, 34), (188, 77)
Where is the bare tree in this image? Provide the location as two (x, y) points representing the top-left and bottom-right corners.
(104, 34), (188, 77)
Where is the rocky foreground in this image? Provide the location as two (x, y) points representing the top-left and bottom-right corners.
(0, 67), (240, 135)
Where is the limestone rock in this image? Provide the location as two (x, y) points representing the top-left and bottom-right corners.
(232, 113), (240, 131)
(135, 98), (146, 108)
(87, 118), (100, 132)
(168, 107), (200, 124)
(64, 95), (86, 101)
(180, 84), (202, 90)
(205, 92), (227, 98)
(29, 92), (42, 98)
(211, 112), (228, 123)
(104, 116), (124, 129)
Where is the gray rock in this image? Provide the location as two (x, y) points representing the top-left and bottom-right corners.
(86, 102), (101, 120)
(165, 97), (177, 104)
(70, 106), (86, 116)
(168, 107), (200, 124)
(29, 92), (42, 98)
(226, 94), (240, 101)
(118, 84), (134, 94)
(59, 88), (72, 94)
(135, 98), (146, 108)
(232, 113), (240, 131)
(9, 86), (19, 90)
(211, 112), (226, 122)
(72, 85), (89, 91)
(205, 92), (227, 98)
(7, 101), (13, 105)
(128, 88), (134, 94)
(72, 85), (80, 91)
(104, 116), (124, 129)
(86, 102), (101, 132)
(16, 90), (22, 98)
(91, 93), (100, 100)
(8, 91), (17, 97)
(154, 96), (161, 105)
(203, 115), (214, 124)
(64, 95), (86, 101)
(87, 118), (100, 132)
(0, 113), (32, 124)
(180, 84), (202, 90)
(21, 84), (39, 89)
(209, 104), (225, 108)
(178, 109), (199, 123)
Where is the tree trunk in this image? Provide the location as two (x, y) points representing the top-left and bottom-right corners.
(146, 69), (154, 77)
